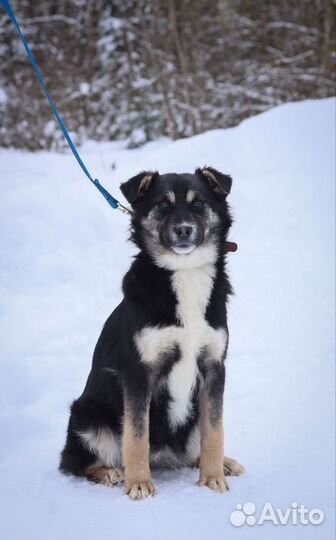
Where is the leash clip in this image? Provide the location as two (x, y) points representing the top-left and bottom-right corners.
(117, 203), (132, 216)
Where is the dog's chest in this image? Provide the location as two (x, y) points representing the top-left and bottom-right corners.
(135, 264), (227, 428)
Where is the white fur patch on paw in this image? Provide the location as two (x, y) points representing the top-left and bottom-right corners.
(126, 480), (156, 500)
(198, 474), (229, 493)
(223, 456), (245, 476)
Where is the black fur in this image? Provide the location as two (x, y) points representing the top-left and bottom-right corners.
(60, 168), (233, 477)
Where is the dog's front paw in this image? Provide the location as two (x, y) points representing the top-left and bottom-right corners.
(126, 480), (156, 500)
(223, 456), (245, 477)
(197, 473), (229, 493)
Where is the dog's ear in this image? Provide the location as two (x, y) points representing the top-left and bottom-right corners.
(196, 167), (232, 197)
(120, 171), (157, 204)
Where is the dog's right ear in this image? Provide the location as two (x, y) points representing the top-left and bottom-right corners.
(120, 171), (157, 205)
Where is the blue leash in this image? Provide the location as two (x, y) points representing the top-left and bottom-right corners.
(0, 0), (131, 216)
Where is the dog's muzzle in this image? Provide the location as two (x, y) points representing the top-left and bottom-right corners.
(163, 222), (202, 254)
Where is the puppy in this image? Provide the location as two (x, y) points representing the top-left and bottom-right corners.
(60, 167), (244, 500)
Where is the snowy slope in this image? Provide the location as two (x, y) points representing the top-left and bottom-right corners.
(0, 98), (335, 540)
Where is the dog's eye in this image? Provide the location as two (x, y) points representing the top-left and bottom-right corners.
(158, 200), (170, 210)
(193, 200), (205, 209)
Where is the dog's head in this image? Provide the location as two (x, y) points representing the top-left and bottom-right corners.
(120, 168), (233, 269)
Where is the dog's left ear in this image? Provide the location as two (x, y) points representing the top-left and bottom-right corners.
(120, 171), (157, 204)
(196, 167), (232, 197)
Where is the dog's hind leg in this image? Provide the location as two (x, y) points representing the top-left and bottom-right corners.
(223, 456), (245, 476)
(85, 465), (124, 486)
(60, 397), (123, 481)
(60, 426), (96, 477)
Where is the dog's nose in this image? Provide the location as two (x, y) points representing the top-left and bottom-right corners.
(174, 224), (193, 239)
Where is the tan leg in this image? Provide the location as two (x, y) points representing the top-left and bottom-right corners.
(122, 401), (155, 500)
(198, 394), (229, 492)
(197, 363), (229, 493)
(85, 465), (124, 486)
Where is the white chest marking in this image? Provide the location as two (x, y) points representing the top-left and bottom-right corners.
(135, 262), (227, 428)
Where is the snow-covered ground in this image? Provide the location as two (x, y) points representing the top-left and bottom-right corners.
(0, 98), (335, 540)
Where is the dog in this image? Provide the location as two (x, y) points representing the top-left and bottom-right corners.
(60, 167), (244, 500)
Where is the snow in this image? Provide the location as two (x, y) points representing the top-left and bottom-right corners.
(79, 82), (90, 96)
(0, 88), (7, 104)
(0, 98), (335, 540)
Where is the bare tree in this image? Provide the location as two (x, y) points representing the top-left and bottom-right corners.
(0, 0), (334, 149)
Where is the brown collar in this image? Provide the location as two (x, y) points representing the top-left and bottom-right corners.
(225, 241), (238, 253)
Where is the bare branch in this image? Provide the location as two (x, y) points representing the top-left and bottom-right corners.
(21, 15), (80, 27)
(267, 21), (320, 35)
